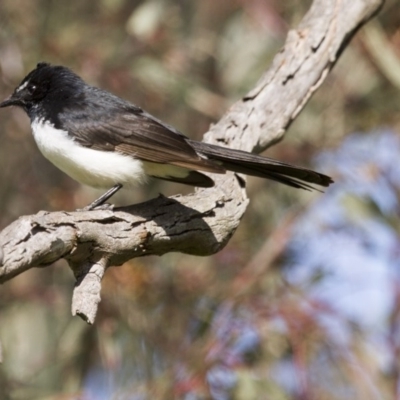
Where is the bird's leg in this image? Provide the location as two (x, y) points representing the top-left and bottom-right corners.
(80, 183), (123, 211)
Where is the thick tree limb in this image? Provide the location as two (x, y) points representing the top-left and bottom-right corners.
(0, 0), (383, 323)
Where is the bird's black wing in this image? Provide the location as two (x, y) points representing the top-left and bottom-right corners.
(65, 104), (224, 176)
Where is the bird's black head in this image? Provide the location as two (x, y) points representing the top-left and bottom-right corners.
(0, 62), (85, 118)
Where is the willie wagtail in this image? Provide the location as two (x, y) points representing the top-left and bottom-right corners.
(0, 62), (333, 209)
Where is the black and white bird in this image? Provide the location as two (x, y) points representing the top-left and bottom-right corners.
(0, 62), (333, 209)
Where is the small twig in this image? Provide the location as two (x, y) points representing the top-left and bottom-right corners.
(71, 256), (110, 324)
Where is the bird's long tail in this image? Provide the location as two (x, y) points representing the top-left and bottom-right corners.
(188, 140), (333, 191)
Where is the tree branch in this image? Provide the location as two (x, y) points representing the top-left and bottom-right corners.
(0, 0), (383, 323)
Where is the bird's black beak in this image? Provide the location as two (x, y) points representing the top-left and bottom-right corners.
(0, 94), (21, 108)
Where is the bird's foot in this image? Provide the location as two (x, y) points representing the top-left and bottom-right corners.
(76, 203), (115, 212)
(76, 184), (123, 211)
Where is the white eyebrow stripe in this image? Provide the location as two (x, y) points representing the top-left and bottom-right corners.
(16, 80), (29, 92)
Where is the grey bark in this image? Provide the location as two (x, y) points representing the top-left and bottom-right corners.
(0, 0), (384, 323)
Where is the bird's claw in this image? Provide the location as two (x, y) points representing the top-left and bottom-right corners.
(76, 203), (115, 212)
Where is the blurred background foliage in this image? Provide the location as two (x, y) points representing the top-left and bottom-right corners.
(0, 0), (400, 399)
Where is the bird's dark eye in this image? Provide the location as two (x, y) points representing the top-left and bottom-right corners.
(28, 85), (37, 94)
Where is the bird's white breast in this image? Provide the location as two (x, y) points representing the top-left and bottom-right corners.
(31, 119), (147, 189)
